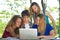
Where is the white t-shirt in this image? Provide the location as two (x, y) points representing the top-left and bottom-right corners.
(25, 23), (30, 29)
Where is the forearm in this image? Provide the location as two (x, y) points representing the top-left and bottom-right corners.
(10, 32), (19, 38)
(45, 10), (57, 34)
(11, 34), (19, 38)
(14, 34), (19, 38)
(43, 35), (55, 39)
(52, 20), (57, 34)
(52, 20), (56, 28)
(38, 35), (55, 39)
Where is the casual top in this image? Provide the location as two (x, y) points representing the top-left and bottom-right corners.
(45, 15), (49, 24)
(2, 29), (12, 38)
(32, 24), (53, 36)
(41, 10), (49, 24)
(21, 22), (32, 28)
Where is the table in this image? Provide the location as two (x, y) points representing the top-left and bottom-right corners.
(1, 37), (60, 40)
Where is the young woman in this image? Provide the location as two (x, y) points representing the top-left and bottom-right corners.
(29, 2), (57, 34)
(21, 10), (32, 28)
(2, 15), (22, 38)
(32, 14), (55, 39)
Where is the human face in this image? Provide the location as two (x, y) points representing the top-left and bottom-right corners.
(23, 16), (29, 24)
(15, 18), (22, 28)
(32, 5), (38, 13)
(35, 17), (40, 25)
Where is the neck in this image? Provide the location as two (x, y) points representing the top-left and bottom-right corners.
(24, 21), (29, 24)
(34, 12), (39, 14)
(24, 22), (29, 24)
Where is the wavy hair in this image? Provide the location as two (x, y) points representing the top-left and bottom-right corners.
(29, 2), (41, 16)
(36, 14), (46, 35)
(6, 15), (22, 28)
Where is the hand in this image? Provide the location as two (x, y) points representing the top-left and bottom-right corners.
(37, 36), (45, 39)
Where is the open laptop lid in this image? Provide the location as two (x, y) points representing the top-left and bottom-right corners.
(19, 28), (37, 40)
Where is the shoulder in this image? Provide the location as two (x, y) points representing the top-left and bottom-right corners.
(5, 26), (10, 32)
(41, 10), (50, 16)
(45, 10), (51, 17)
(29, 22), (33, 27)
(7, 26), (14, 32)
(32, 24), (38, 28)
(40, 10), (43, 14)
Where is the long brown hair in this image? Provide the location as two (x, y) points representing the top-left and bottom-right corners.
(29, 2), (41, 16)
(6, 15), (22, 28)
(36, 14), (46, 35)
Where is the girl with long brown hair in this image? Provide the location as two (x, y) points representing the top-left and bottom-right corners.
(2, 15), (22, 38)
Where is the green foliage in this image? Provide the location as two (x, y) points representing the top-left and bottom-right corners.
(0, 21), (7, 38)
(0, 16), (5, 18)
(0, 10), (9, 15)
(58, 18), (60, 36)
(49, 7), (58, 12)
(0, 38), (2, 40)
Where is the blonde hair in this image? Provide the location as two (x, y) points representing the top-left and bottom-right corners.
(36, 14), (46, 35)
(29, 2), (41, 17)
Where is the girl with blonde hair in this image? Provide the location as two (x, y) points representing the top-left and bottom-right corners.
(32, 14), (55, 38)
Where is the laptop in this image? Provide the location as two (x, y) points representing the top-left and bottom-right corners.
(19, 28), (37, 40)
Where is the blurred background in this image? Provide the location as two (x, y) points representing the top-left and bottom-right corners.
(0, 0), (59, 38)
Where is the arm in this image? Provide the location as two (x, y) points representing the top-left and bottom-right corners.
(9, 27), (19, 38)
(38, 30), (55, 39)
(45, 10), (57, 34)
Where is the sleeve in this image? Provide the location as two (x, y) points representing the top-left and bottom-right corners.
(44, 24), (53, 35)
(46, 24), (53, 33)
(32, 24), (38, 28)
(48, 24), (53, 31)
